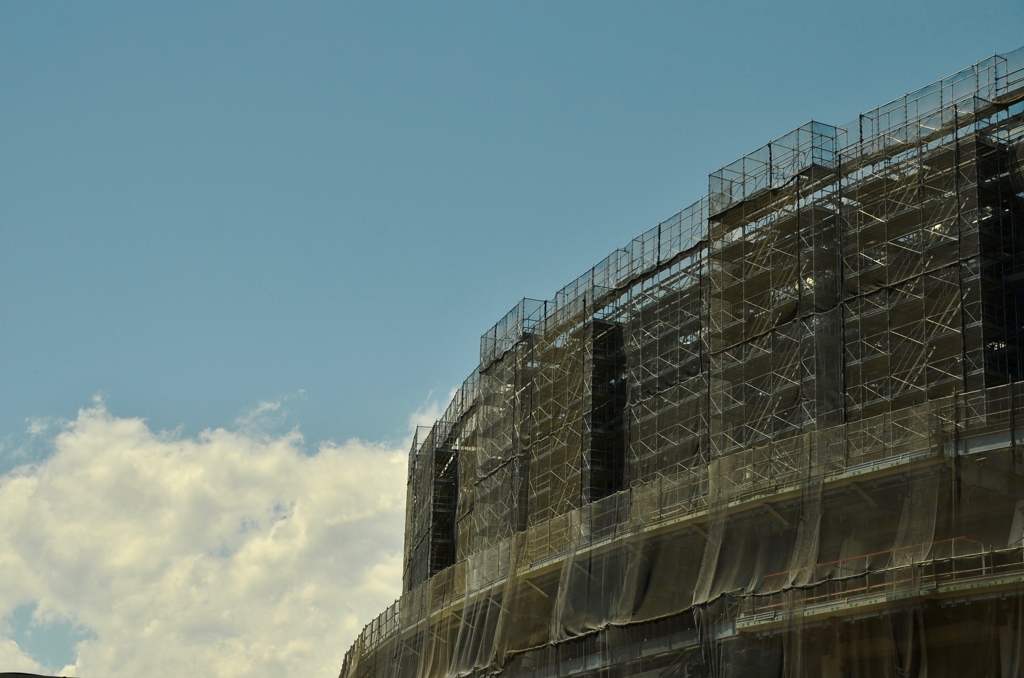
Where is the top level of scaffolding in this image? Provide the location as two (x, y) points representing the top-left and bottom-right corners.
(476, 45), (1024, 373)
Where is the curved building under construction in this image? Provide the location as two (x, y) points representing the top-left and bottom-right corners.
(342, 47), (1024, 678)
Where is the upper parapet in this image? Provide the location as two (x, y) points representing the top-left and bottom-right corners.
(478, 199), (707, 370)
(708, 121), (841, 218)
(839, 47), (1024, 169)
(476, 45), (1024, 374)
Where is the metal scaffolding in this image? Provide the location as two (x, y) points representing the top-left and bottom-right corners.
(357, 46), (1024, 678)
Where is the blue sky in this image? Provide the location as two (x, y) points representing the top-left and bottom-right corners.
(3, 2), (1022, 453)
(1, 2), (1023, 676)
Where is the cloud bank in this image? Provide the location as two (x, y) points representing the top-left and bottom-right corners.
(0, 400), (409, 677)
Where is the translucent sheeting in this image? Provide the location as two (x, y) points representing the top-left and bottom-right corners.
(344, 49), (1024, 678)
(344, 415), (1024, 677)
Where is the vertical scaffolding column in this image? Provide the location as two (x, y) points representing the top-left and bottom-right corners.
(455, 402), (479, 563)
(965, 100), (1024, 397)
(429, 442), (458, 577)
(623, 201), (709, 488)
(472, 337), (534, 554)
(581, 314), (627, 503)
(625, 256), (707, 484)
(976, 102), (1024, 383)
(403, 426), (436, 592)
(402, 425), (461, 592)
(707, 122), (843, 458)
(527, 303), (585, 527)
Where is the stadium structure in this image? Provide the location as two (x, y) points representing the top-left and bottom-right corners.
(341, 47), (1024, 678)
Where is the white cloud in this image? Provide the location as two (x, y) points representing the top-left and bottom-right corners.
(408, 387), (459, 432)
(0, 636), (44, 674)
(26, 416), (57, 437)
(233, 391), (309, 437)
(0, 401), (409, 678)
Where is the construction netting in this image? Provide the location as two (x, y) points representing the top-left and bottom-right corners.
(347, 385), (1024, 678)
(368, 46), (1024, 678)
